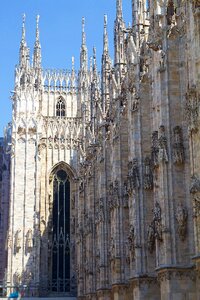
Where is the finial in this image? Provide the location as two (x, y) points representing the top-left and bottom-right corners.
(104, 14), (107, 28)
(93, 47), (96, 59)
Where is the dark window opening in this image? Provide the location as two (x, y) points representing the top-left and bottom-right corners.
(56, 98), (66, 117)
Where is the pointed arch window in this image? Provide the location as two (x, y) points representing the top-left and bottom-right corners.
(56, 97), (66, 117)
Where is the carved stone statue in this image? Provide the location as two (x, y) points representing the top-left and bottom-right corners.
(151, 131), (159, 168)
(147, 222), (155, 253)
(158, 125), (168, 163)
(127, 158), (140, 193)
(173, 126), (184, 164)
(153, 202), (162, 242)
(14, 230), (21, 253)
(122, 181), (129, 208)
(190, 175), (200, 194)
(26, 229), (33, 252)
(128, 225), (135, 256)
(185, 86), (200, 133)
(144, 156), (153, 190)
(175, 204), (188, 241)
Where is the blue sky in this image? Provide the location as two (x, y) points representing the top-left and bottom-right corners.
(0, 0), (132, 136)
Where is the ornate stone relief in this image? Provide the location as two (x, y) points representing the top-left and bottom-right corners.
(127, 158), (140, 193)
(185, 85), (200, 133)
(14, 230), (21, 253)
(151, 131), (159, 168)
(175, 204), (188, 241)
(158, 125), (168, 163)
(144, 156), (153, 190)
(147, 18), (163, 51)
(13, 270), (21, 285)
(173, 126), (184, 164)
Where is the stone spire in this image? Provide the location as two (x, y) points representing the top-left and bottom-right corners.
(33, 15), (41, 69)
(114, 0), (126, 70)
(101, 15), (111, 113)
(19, 14), (29, 67)
(116, 0), (123, 19)
(80, 17), (88, 72)
(103, 15), (109, 55)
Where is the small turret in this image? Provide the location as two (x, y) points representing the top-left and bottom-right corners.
(33, 15), (41, 69)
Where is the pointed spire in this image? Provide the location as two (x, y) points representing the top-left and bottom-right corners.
(93, 47), (97, 76)
(71, 56), (75, 89)
(103, 15), (109, 54)
(19, 13), (29, 66)
(116, 0), (123, 19)
(33, 15), (41, 68)
(82, 17), (86, 47)
(80, 17), (88, 72)
(21, 13), (26, 45)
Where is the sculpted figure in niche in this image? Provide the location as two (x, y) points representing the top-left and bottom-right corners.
(14, 230), (21, 253)
(173, 126), (184, 164)
(158, 125), (168, 163)
(144, 156), (153, 190)
(122, 181), (129, 208)
(127, 158), (140, 193)
(26, 229), (33, 252)
(128, 225), (135, 256)
(153, 202), (163, 241)
(151, 131), (159, 167)
(147, 222), (155, 253)
(175, 204), (188, 241)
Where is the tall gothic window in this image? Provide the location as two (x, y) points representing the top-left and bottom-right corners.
(56, 97), (66, 117)
(50, 169), (70, 293)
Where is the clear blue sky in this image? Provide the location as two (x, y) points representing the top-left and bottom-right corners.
(0, 0), (132, 136)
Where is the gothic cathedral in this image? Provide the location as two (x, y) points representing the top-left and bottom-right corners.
(0, 0), (200, 299)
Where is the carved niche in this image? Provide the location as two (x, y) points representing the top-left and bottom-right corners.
(127, 158), (140, 194)
(175, 204), (188, 241)
(185, 85), (200, 133)
(173, 126), (184, 165)
(158, 125), (168, 163)
(144, 156), (153, 190)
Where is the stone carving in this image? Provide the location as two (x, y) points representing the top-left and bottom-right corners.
(185, 85), (200, 133)
(79, 180), (84, 193)
(151, 131), (159, 168)
(190, 175), (200, 194)
(131, 89), (140, 112)
(153, 202), (162, 242)
(127, 158), (140, 193)
(192, 0), (200, 9)
(122, 181), (129, 208)
(158, 125), (168, 163)
(71, 216), (76, 234)
(85, 212), (93, 234)
(14, 230), (21, 253)
(144, 156), (153, 190)
(26, 229), (33, 252)
(147, 222), (155, 253)
(175, 204), (188, 241)
(173, 126), (184, 164)
(128, 225), (135, 256)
